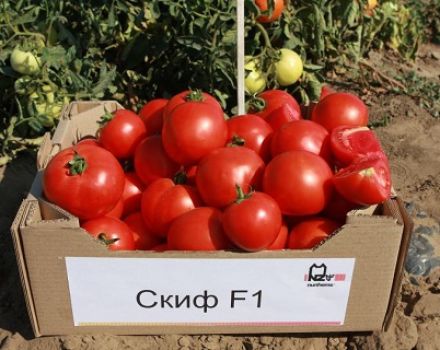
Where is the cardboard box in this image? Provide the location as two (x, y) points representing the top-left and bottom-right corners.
(11, 101), (413, 337)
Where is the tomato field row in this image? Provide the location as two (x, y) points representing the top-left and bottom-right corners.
(0, 0), (434, 166)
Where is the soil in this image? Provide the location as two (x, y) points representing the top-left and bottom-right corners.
(0, 45), (439, 349)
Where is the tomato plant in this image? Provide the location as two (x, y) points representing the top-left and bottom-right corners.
(139, 98), (169, 136)
(312, 93), (369, 132)
(255, 0), (284, 23)
(270, 120), (331, 162)
(287, 217), (341, 249)
(121, 172), (145, 217)
(222, 188), (282, 251)
(162, 90), (228, 165)
(141, 178), (202, 238)
(124, 212), (161, 250)
(263, 150), (334, 216)
(227, 114), (273, 161)
(275, 48), (303, 86)
(134, 135), (180, 185)
(43, 144), (125, 220)
(333, 155), (391, 205)
(330, 126), (384, 167)
(196, 147), (265, 208)
(98, 109), (147, 159)
(81, 217), (135, 251)
(167, 207), (231, 251)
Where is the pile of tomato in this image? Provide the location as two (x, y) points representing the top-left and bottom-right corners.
(42, 88), (391, 252)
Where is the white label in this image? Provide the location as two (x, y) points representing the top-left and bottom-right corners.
(65, 257), (355, 327)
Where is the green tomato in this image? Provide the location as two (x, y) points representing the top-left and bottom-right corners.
(275, 49), (303, 87)
(244, 57), (266, 94)
(10, 46), (41, 75)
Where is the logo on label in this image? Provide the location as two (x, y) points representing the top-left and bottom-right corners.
(304, 263), (346, 287)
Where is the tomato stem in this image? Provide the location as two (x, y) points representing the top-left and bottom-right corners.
(98, 107), (114, 126)
(248, 96), (266, 113)
(185, 89), (204, 102)
(254, 22), (273, 49)
(173, 169), (188, 185)
(228, 135), (246, 147)
(97, 233), (120, 246)
(67, 151), (87, 175)
(235, 185), (253, 204)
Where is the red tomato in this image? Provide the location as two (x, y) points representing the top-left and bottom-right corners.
(43, 144), (125, 220)
(320, 85), (336, 100)
(333, 155), (391, 205)
(255, 0), (284, 23)
(152, 243), (168, 252)
(227, 114), (273, 161)
(330, 126), (384, 167)
(81, 217), (135, 251)
(323, 191), (360, 223)
(250, 90), (301, 131)
(196, 147), (265, 208)
(167, 207), (231, 251)
(121, 172), (145, 217)
(223, 191), (282, 251)
(134, 136), (180, 185)
(267, 222), (289, 250)
(106, 198), (124, 219)
(162, 95), (228, 165)
(139, 98), (168, 135)
(163, 90), (223, 121)
(141, 178), (202, 238)
(287, 217), (341, 249)
(263, 151), (333, 216)
(98, 109), (147, 159)
(312, 92), (368, 132)
(124, 212), (161, 250)
(270, 120), (331, 162)
(76, 138), (101, 147)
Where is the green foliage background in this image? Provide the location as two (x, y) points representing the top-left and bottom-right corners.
(0, 0), (434, 164)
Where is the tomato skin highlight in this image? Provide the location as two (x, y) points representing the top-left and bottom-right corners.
(263, 151), (334, 216)
(162, 100), (228, 165)
(255, 0), (284, 23)
(124, 212), (161, 250)
(139, 98), (168, 136)
(223, 191), (282, 251)
(99, 109), (147, 159)
(196, 147), (265, 208)
(141, 178), (202, 238)
(134, 135), (180, 186)
(167, 207), (231, 251)
(227, 114), (273, 162)
(270, 120), (331, 162)
(43, 144), (125, 221)
(121, 172), (145, 217)
(330, 126), (384, 167)
(333, 156), (391, 206)
(312, 92), (369, 132)
(81, 217), (135, 251)
(287, 217), (341, 249)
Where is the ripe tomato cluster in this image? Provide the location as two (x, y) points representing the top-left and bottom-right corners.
(42, 88), (391, 252)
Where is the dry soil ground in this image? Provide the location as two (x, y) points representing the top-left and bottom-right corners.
(0, 45), (439, 349)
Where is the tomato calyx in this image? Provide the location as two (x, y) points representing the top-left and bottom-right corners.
(248, 96), (266, 113)
(185, 89), (204, 102)
(228, 135), (246, 147)
(97, 233), (120, 246)
(67, 152), (88, 175)
(235, 185), (253, 204)
(97, 107), (114, 126)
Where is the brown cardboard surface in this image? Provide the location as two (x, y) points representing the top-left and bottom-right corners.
(10, 101), (409, 336)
